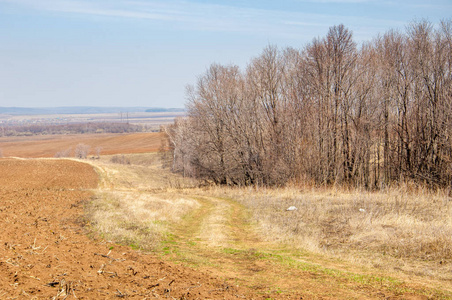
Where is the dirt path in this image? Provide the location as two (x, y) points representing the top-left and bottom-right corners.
(83, 156), (450, 299)
(159, 195), (449, 299)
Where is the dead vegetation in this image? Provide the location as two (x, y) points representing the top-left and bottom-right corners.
(110, 154), (131, 164)
(54, 147), (72, 158)
(202, 184), (452, 281)
(83, 153), (452, 293)
(75, 143), (91, 159)
(168, 20), (452, 189)
(84, 153), (199, 251)
(86, 190), (200, 251)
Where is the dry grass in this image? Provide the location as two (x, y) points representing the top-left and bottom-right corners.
(196, 198), (231, 247)
(84, 152), (199, 250)
(86, 190), (200, 250)
(83, 152), (452, 285)
(110, 154), (131, 165)
(91, 152), (198, 190)
(202, 185), (452, 281)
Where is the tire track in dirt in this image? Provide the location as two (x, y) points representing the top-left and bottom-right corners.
(84, 157), (449, 299)
(160, 194), (444, 299)
(196, 198), (231, 247)
(164, 196), (312, 298)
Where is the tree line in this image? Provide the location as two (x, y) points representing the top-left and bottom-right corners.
(0, 122), (146, 137)
(165, 20), (452, 189)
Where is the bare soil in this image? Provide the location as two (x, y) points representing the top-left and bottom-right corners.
(0, 158), (267, 299)
(0, 132), (164, 158)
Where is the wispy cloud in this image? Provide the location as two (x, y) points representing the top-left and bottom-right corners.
(0, 0), (410, 42)
(1, 0), (181, 21)
(300, 0), (374, 3)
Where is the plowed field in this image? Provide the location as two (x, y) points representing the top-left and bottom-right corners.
(0, 132), (164, 158)
(0, 159), (261, 299)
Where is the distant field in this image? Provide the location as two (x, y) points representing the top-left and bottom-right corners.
(0, 111), (186, 130)
(0, 132), (165, 158)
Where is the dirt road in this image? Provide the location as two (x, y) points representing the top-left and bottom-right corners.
(85, 156), (447, 299)
(160, 195), (433, 299)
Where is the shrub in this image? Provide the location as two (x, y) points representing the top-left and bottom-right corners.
(54, 148), (72, 158)
(110, 155), (131, 165)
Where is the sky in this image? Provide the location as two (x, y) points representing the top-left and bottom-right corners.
(0, 0), (450, 108)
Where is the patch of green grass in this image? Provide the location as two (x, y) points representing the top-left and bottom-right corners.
(129, 243), (140, 250)
(261, 249), (448, 298)
(161, 246), (172, 255)
(222, 247), (243, 255)
(152, 220), (168, 225)
(163, 239), (178, 245)
(160, 237), (180, 255)
(226, 245), (429, 297)
(161, 233), (177, 243)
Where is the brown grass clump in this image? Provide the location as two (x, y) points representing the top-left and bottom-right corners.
(202, 185), (452, 280)
(110, 154), (131, 164)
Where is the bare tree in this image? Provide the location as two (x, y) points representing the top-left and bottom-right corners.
(162, 117), (196, 177)
(75, 143), (90, 159)
(95, 146), (102, 159)
(168, 20), (452, 189)
(54, 147), (72, 158)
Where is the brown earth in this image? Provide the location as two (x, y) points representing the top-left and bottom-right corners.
(0, 132), (164, 158)
(0, 158), (273, 299)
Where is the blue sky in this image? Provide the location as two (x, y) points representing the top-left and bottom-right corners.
(0, 0), (450, 108)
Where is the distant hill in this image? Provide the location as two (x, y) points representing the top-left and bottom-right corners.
(144, 108), (185, 113)
(0, 106), (185, 115)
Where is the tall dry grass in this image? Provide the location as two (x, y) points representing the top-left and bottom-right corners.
(202, 185), (452, 280)
(85, 153), (199, 250)
(85, 190), (200, 250)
